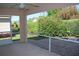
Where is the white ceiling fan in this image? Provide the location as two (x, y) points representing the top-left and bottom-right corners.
(12, 3), (28, 9)
(19, 3), (25, 9)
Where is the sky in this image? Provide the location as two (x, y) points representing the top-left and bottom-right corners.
(27, 11), (48, 20)
(76, 5), (79, 10)
(11, 16), (20, 23)
(11, 11), (48, 23)
(11, 5), (79, 22)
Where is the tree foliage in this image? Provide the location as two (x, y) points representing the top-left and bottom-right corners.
(12, 21), (20, 32)
(48, 6), (79, 20)
(72, 20), (79, 36)
(27, 19), (38, 34)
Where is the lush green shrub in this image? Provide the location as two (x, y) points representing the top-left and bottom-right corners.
(38, 16), (79, 37)
(38, 16), (66, 37)
(27, 19), (38, 34)
(72, 19), (79, 36)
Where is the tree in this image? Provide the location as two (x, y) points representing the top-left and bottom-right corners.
(47, 8), (62, 17)
(12, 21), (19, 32)
(48, 6), (79, 20)
(60, 6), (79, 19)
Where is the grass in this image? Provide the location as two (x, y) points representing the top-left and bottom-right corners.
(0, 37), (11, 40)
(27, 34), (38, 39)
(0, 33), (38, 41)
(12, 34), (20, 41)
(0, 34), (20, 41)
(12, 34), (38, 40)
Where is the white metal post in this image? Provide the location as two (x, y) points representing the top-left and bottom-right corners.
(49, 36), (51, 53)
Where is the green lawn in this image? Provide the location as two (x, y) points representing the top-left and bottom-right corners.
(0, 34), (20, 41)
(27, 34), (38, 39)
(12, 34), (38, 40)
(0, 37), (11, 40)
(12, 34), (20, 40)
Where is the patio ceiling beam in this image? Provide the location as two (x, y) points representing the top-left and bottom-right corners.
(0, 8), (28, 15)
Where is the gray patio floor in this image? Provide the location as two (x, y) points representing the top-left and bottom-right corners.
(0, 42), (59, 56)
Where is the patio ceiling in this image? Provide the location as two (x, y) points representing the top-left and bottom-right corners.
(0, 3), (78, 15)
(0, 3), (39, 9)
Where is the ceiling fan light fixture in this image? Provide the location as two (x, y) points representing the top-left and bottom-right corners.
(20, 3), (25, 8)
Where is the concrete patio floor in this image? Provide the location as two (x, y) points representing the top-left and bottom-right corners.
(0, 42), (59, 56)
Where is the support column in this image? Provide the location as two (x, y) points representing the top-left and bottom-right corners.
(19, 10), (27, 43)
